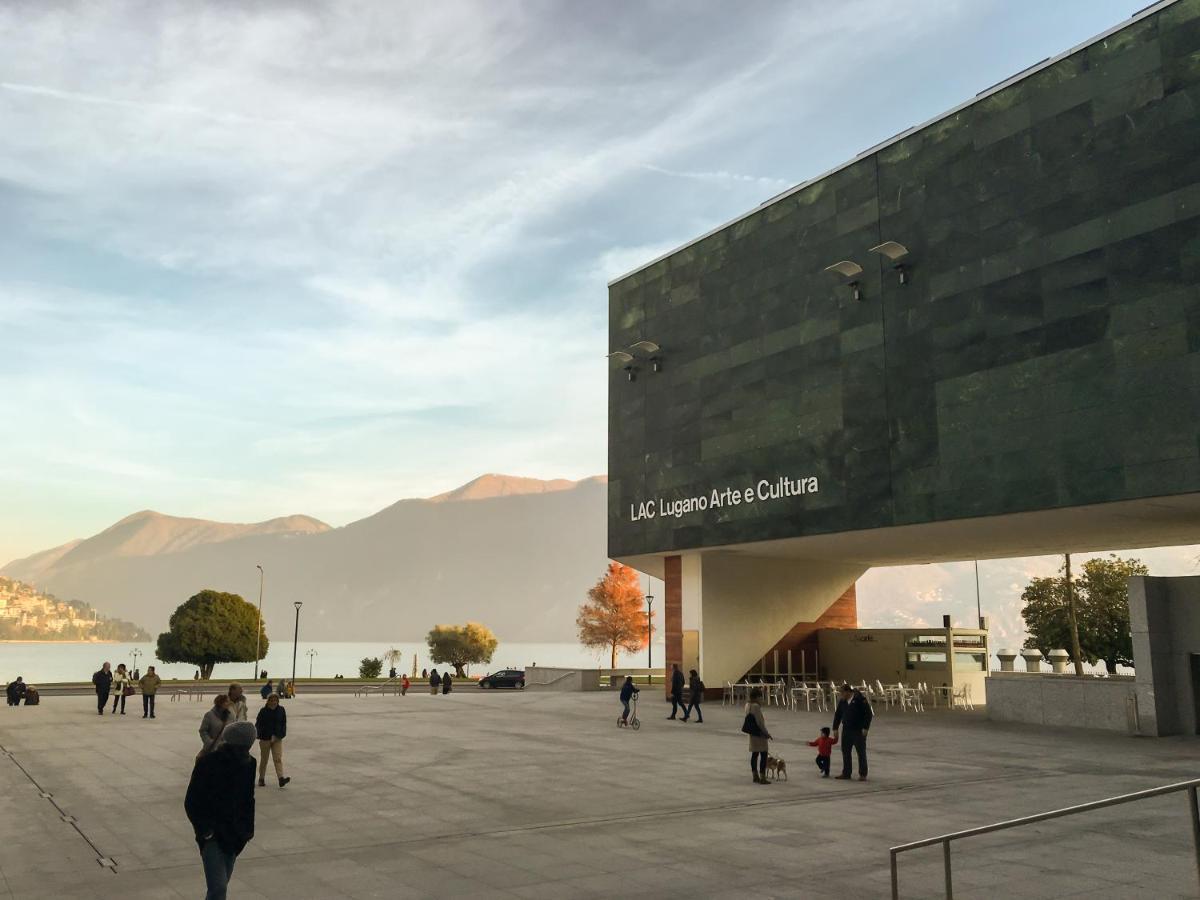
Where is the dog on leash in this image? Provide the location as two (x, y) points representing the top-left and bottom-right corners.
(765, 756), (788, 781)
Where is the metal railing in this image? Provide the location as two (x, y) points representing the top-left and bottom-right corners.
(890, 778), (1200, 899)
(353, 676), (404, 697)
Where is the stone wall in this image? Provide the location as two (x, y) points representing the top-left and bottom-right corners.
(524, 668), (602, 692)
(1129, 574), (1200, 736)
(986, 673), (1136, 732)
(609, 0), (1200, 559)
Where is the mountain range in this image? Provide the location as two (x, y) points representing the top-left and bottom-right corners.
(5, 472), (1191, 650)
(2, 475), (609, 642)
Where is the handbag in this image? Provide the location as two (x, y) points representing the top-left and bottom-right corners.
(741, 712), (762, 736)
(122, 685), (135, 697)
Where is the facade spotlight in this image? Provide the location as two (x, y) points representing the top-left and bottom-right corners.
(824, 260), (864, 301)
(869, 241), (911, 284)
(629, 340), (660, 355)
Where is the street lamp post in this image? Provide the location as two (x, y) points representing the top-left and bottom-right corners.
(306, 648), (318, 679)
(645, 594), (654, 685)
(253, 565), (264, 679)
(291, 601), (303, 688)
(131, 648), (142, 674)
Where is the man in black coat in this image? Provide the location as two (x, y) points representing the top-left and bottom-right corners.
(832, 683), (874, 781)
(185, 720), (257, 900)
(92, 663), (113, 716)
(668, 664), (686, 719)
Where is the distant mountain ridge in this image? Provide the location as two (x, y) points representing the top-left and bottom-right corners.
(2, 474), (610, 643)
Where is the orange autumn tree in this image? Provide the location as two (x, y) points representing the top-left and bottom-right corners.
(577, 562), (653, 668)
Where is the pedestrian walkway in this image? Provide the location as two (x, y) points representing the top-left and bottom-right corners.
(0, 691), (1197, 898)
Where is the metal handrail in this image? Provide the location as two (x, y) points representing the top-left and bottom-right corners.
(890, 778), (1200, 899)
(353, 676), (403, 697)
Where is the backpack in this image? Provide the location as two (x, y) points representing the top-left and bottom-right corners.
(741, 712), (762, 736)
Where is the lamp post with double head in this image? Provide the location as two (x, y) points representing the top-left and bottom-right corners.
(645, 594), (654, 685)
(306, 648), (318, 679)
(253, 565), (264, 679)
(131, 647), (142, 674)
(291, 601), (303, 688)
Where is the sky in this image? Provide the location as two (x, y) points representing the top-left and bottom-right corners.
(0, 0), (1167, 567)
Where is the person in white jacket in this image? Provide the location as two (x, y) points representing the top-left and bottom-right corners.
(110, 663), (131, 715)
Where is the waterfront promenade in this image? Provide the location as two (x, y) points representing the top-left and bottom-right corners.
(1, 690), (1197, 898)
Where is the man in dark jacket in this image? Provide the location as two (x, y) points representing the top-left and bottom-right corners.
(832, 683), (874, 781)
(6, 677), (26, 706)
(92, 663), (113, 716)
(682, 669), (705, 723)
(619, 676), (640, 725)
(668, 664), (686, 719)
(185, 720), (256, 900)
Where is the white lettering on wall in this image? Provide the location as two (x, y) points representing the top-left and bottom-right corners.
(628, 475), (821, 522)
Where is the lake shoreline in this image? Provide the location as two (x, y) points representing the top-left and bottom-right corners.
(0, 639), (121, 644)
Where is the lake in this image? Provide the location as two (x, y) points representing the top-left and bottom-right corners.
(0, 639), (667, 684)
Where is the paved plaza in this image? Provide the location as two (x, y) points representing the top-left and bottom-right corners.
(1, 689), (1198, 899)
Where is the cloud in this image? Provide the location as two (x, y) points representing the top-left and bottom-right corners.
(0, 0), (1145, 565)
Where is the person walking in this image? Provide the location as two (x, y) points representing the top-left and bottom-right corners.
(260, 679), (273, 700)
(139, 666), (161, 719)
(682, 669), (705, 723)
(401, 674), (410, 696)
(743, 688), (772, 784)
(832, 683), (873, 782)
(185, 720), (257, 900)
(92, 662), (113, 716)
(228, 683), (248, 722)
(254, 693), (290, 788)
(441, 671), (453, 695)
(668, 664), (686, 719)
(131, 666), (140, 681)
(110, 663), (131, 715)
(429, 669), (441, 695)
(619, 675), (639, 725)
(199, 695), (232, 755)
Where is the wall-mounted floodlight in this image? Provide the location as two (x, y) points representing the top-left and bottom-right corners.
(869, 241), (911, 284)
(606, 350), (637, 381)
(628, 340), (663, 373)
(823, 260), (864, 301)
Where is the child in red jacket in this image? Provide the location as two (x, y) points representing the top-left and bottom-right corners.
(808, 726), (838, 777)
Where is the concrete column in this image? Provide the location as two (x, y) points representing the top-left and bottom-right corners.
(1021, 649), (1044, 673)
(1048, 649), (1071, 674)
(996, 649), (1017, 672)
(663, 555), (683, 698)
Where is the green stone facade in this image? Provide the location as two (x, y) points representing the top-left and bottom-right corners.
(608, 0), (1200, 559)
